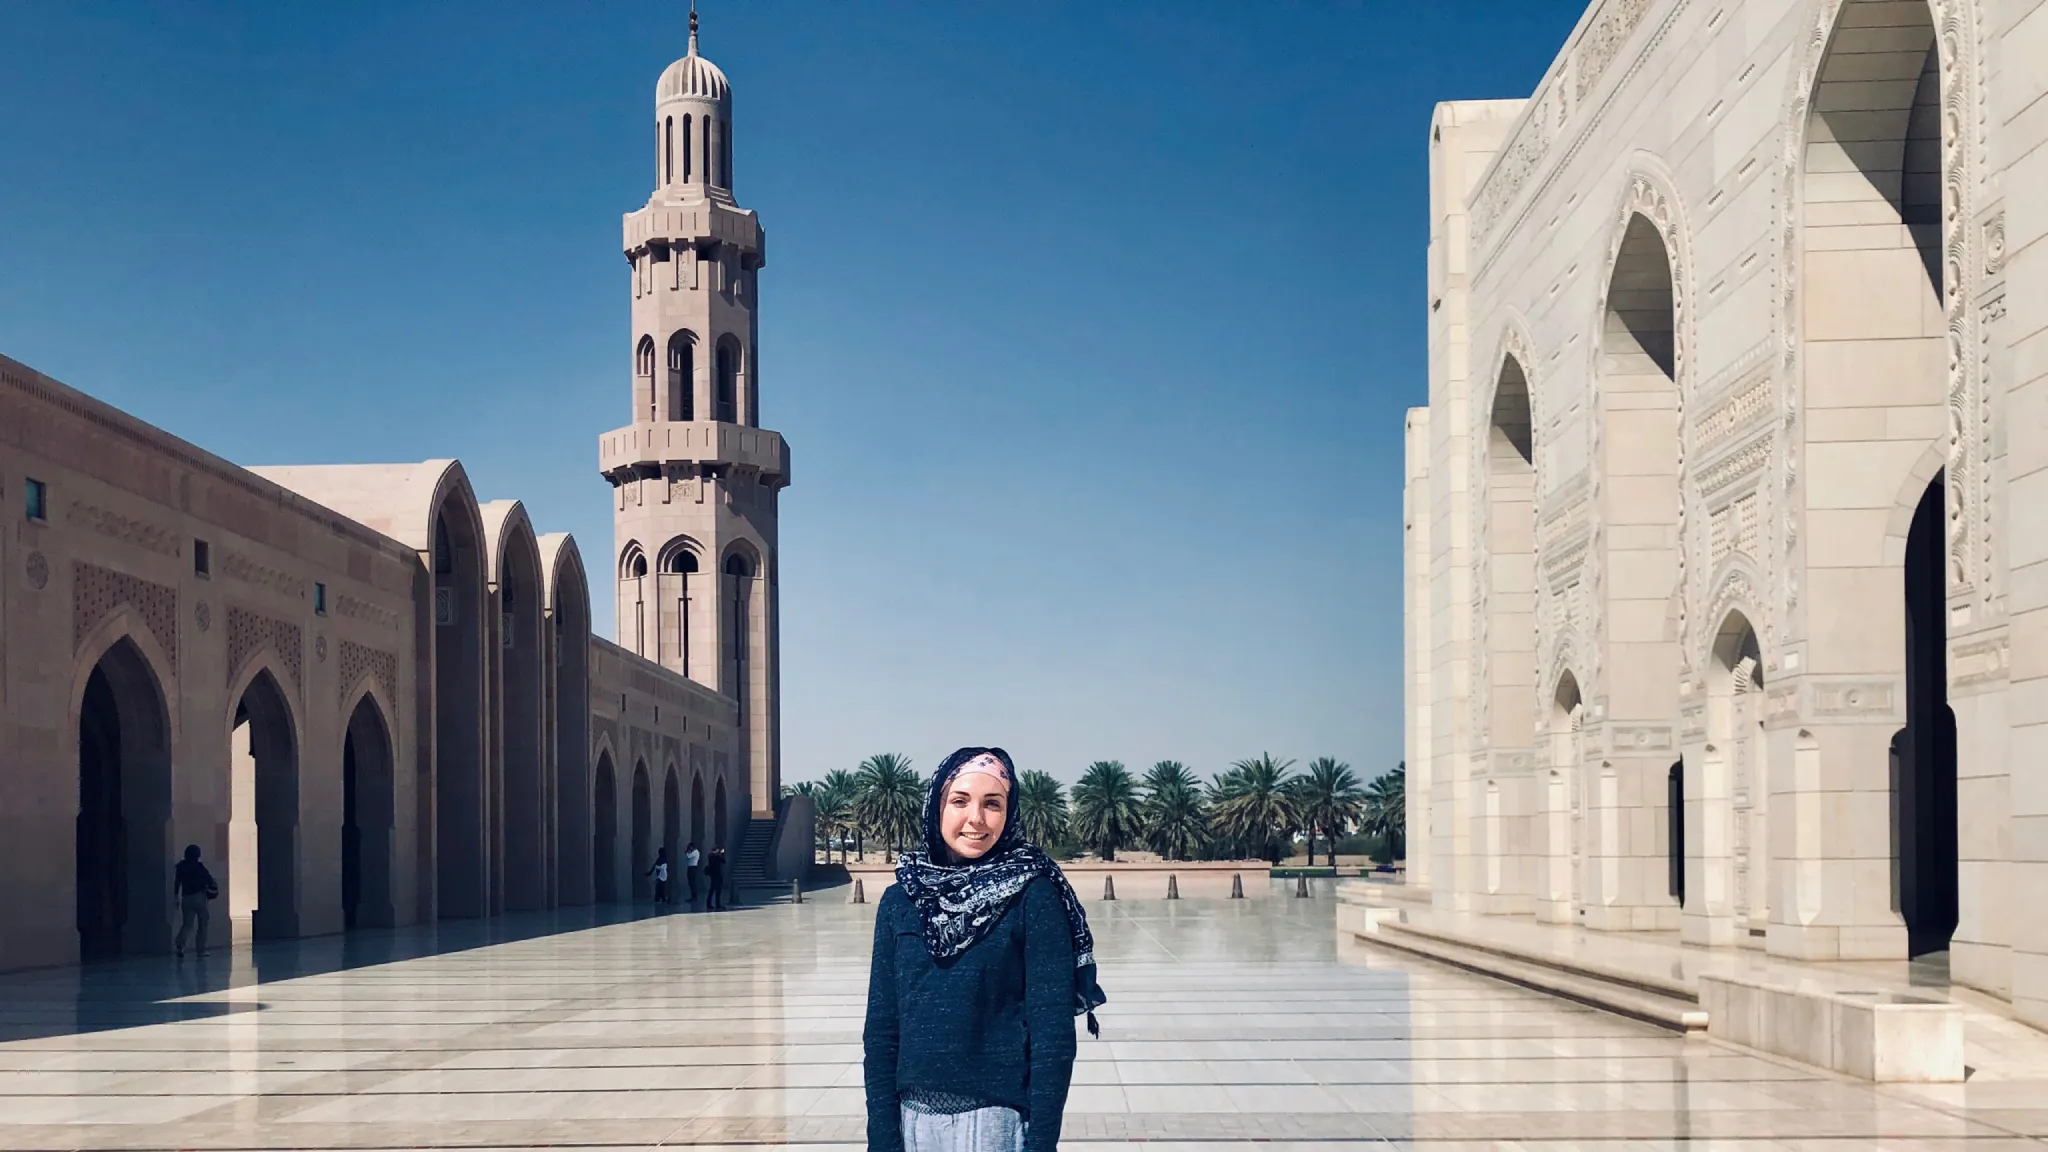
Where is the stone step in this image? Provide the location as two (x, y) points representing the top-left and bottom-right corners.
(1358, 920), (1708, 1033)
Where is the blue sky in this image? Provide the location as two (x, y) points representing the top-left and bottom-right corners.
(0, 1), (1585, 787)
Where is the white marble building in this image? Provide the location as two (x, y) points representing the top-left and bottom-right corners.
(1402, 0), (2048, 1030)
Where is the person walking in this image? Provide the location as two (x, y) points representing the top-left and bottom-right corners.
(647, 847), (672, 905)
(704, 847), (727, 910)
(684, 841), (702, 906)
(172, 844), (219, 959)
(863, 747), (1106, 1152)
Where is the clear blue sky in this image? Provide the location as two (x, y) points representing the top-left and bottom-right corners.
(0, 1), (1584, 787)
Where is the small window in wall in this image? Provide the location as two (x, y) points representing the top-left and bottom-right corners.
(315, 582), (328, 615)
(683, 115), (693, 182)
(194, 539), (211, 578)
(665, 116), (674, 183)
(25, 477), (47, 521)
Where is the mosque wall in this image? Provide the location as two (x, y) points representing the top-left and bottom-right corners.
(0, 351), (750, 973)
(1404, 0), (2048, 1030)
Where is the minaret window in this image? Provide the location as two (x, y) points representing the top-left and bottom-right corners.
(667, 333), (694, 420)
(715, 338), (739, 423)
(636, 335), (657, 420)
(701, 117), (711, 187)
(665, 116), (674, 184)
(683, 116), (693, 182)
(720, 119), (731, 188)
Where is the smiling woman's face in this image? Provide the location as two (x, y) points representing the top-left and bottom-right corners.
(940, 772), (1009, 861)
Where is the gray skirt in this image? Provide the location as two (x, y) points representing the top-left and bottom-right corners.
(899, 1101), (1026, 1152)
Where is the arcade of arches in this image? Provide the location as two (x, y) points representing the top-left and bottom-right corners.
(1406, 0), (2048, 1031)
(0, 367), (784, 973)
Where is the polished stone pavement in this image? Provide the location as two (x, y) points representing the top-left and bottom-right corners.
(2, 890), (2046, 1151)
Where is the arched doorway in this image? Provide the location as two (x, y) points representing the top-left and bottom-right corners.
(662, 767), (682, 898)
(1483, 351), (1537, 914)
(433, 507), (487, 919)
(1538, 671), (1582, 924)
(551, 550), (592, 905)
(1797, 0), (1950, 958)
(1898, 474), (1956, 956)
(497, 525), (545, 913)
(690, 772), (706, 850)
(713, 777), (729, 851)
(76, 637), (173, 959)
(342, 695), (396, 929)
(1595, 201), (1684, 927)
(631, 762), (652, 900)
(230, 668), (300, 940)
(592, 754), (618, 903)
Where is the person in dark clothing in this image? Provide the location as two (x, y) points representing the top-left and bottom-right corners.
(684, 841), (702, 905)
(704, 847), (727, 909)
(863, 747), (1106, 1152)
(172, 844), (218, 958)
(648, 847), (672, 905)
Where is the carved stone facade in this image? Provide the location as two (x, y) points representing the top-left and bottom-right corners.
(1405, 0), (2048, 1030)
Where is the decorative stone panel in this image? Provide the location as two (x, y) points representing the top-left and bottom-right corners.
(226, 606), (302, 691)
(73, 561), (178, 672)
(1811, 680), (1898, 720)
(222, 549), (307, 603)
(66, 500), (180, 558)
(337, 639), (399, 709)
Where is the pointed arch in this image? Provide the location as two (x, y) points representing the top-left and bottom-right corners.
(666, 331), (697, 421)
(541, 533), (593, 906)
(342, 689), (397, 929)
(72, 628), (175, 958)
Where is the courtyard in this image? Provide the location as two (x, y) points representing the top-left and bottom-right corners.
(3, 893), (2045, 1150)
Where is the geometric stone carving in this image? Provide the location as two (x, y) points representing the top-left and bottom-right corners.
(337, 638), (398, 710)
(226, 605), (302, 692)
(72, 561), (178, 672)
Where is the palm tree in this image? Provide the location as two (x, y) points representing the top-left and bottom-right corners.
(854, 753), (922, 862)
(1360, 763), (1407, 864)
(1069, 760), (1143, 861)
(815, 769), (859, 863)
(1015, 770), (1071, 851)
(1208, 753), (1300, 864)
(1141, 760), (1207, 861)
(1295, 757), (1367, 867)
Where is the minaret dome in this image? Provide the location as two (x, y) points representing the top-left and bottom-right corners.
(654, 10), (734, 194)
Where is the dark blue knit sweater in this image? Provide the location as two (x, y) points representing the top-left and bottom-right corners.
(862, 877), (1078, 1152)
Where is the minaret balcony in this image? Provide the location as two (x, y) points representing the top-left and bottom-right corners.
(624, 200), (764, 261)
(600, 420), (790, 484)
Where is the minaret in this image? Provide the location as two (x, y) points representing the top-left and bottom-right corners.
(599, 9), (787, 815)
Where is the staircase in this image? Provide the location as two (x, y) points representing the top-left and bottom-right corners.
(731, 817), (790, 904)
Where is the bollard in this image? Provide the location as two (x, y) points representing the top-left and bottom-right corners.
(1230, 873), (1244, 899)
(1103, 876), (1117, 901)
(852, 877), (866, 904)
(1295, 874), (1310, 898)
(792, 879), (803, 905)
(1166, 874), (1179, 900)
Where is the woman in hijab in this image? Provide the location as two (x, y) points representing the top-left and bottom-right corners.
(863, 747), (1107, 1152)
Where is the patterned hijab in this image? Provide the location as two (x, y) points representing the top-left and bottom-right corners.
(894, 747), (1108, 1036)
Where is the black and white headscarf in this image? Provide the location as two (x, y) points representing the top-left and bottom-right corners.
(895, 747), (1108, 1036)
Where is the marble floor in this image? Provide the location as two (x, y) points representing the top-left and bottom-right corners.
(1, 891), (2045, 1151)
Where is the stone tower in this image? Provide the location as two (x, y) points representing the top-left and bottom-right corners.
(600, 10), (787, 815)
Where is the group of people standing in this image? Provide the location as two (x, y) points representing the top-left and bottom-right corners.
(647, 842), (728, 909)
